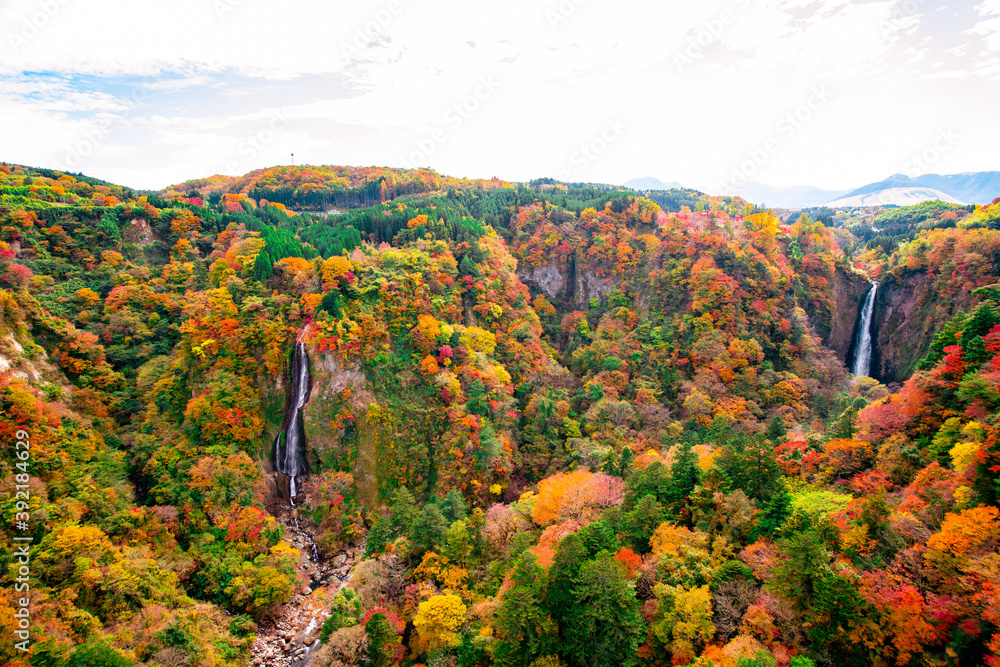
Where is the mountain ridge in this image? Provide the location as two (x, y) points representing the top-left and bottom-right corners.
(625, 171), (1000, 208)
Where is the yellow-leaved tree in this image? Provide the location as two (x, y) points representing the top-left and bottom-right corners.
(413, 593), (467, 652)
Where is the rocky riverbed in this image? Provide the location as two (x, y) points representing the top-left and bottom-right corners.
(251, 498), (362, 666)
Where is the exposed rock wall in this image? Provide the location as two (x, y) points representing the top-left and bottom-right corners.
(515, 252), (983, 389)
(518, 264), (566, 300)
(0, 331), (71, 398)
(868, 271), (944, 383)
(817, 267), (870, 365)
(517, 261), (616, 309)
(297, 344), (383, 509)
(300, 346), (367, 471)
(261, 337), (370, 500)
(125, 217), (155, 245)
(803, 265), (979, 385)
(258, 367), (286, 476)
(576, 269), (615, 307)
(870, 269), (985, 383)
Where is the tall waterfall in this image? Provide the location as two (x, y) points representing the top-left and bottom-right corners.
(851, 281), (878, 377)
(275, 339), (311, 502)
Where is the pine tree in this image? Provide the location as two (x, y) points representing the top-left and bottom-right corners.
(769, 526), (881, 667)
(252, 250), (273, 282)
(716, 435), (781, 503)
(411, 504), (449, 554)
(364, 516), (395, 558)
(666, 441), (700, 513)
(578, 519), (620, 557)
(562, 553), (644, 667)
(546, 533), (586, 630)
(767, 415), (787, 442)
(362, 612), (399, 667)
(494, 553), (557, 667)
(442, 488), (469, 524)
(623, 461), (671, 509)
(623, 495), (665, 553)
(390, 487), (419, 535)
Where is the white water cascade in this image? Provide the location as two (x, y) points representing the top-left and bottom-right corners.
(275, 339), (311, 504)
(851, 281), (878, 377)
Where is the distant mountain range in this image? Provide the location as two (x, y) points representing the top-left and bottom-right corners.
(624, 172), (1000, 209)
(825, 186), (962, 208)
(624, 176), (685, 191)
(713, 182), (852, 209)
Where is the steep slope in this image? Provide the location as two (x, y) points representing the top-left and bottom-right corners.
(506, 197), (857, 440)
(820, 265), (872, 364)
(866, 207), (1000, 381)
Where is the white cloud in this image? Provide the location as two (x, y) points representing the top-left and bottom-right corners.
(971, 0), (1000, 50)
(0, 0), (997, 191)
(0, 76), (126, 112)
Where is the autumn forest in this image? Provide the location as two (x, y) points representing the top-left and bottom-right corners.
(2, 162), (1000, 667)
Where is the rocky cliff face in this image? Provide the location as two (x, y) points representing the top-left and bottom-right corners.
(518, 263), (566, 301)
(298, 344), (383, 508)
(522, 258), (880, 373)
(300, 346), (367, 468)
(258, 367), (286, 475)
(260, 336), (371, 500)
(816, 267), (871, 366)
(801, 264), (983, 385)
(517, 260), (616, 310)
(869, 269), (984, 383)
(869, 271), (936, 383)
(516, 256), (973, 388)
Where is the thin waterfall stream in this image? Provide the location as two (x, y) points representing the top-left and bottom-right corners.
(274, 336), (321, 562)
(275, 338), (311, 502)
(852, 281), (878, 377)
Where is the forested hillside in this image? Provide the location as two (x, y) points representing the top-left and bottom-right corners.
(2, 162), (1000, 667)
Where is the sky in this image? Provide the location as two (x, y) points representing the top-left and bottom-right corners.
(0, 0), (998, 193)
